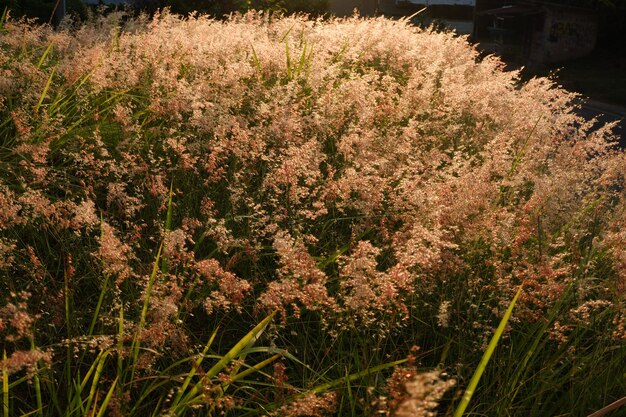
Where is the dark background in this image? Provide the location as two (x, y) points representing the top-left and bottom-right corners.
(0, 0), (328, 23)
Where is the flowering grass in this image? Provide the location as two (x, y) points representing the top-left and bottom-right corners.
(0, 9), (625, 417)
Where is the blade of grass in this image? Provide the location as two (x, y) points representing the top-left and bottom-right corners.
(344, 367), (356, 417)
(0, 7), (8, 32)
(28, 340), (43, 417)
(296, 43), (308, 78)
(400, 6), (428, 22)
(503, 282), (576, 410)
(169, 328), (219, 409)
(251, 45), (262, 79)
(225, 353), (282, 387)
(2, 350), (8, 417)
(36, 42), (54, 69)
(285, 40), (292, 81)
(64, 256), (73, 409)
(204, 311), (276, 380)
(223, 312), (278, 390)
(117, 303), (124, 384)
(453, 285), (523, 417)
(280, 23), (295, 42)
(79, 350), (108, 392)
(309, 358), (407, 394)
(84, 351), (110, 416)
(161, 180), (174, 274)
(240, 358), (408, 417)
(87, 216), (111, 338)
(130, 242), (163, 382)
(17, 410), (42, 417)
(94, 376), (118, 417)
(35, 68), (56, 114)
(173, 311), (277, 414)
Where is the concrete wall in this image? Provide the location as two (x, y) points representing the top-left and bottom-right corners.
(531, 7), (597, 63)
(407, 0), (475, 6)
(328, 0), (379, 16)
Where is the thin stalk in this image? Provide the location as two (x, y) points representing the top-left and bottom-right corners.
(161, 180), (174, 274)
(173, 311), (277, 414)
(169, 328), (219, 409)
(309, 358), (407, 394)
(84, 351), (110, 416)
(35, 68), (56, 114)
(0, 7), (8, 31)
(94, 376), (118, 417)
(29, 340), (43, 417)
(453, 285), (523, 417)
(64, 258), (72, 408)
(89, 216), (110, 337)
(224, 353), (282, 388)
(36, 42), (54, 69)
(2, 350), (8, 417)
(117, 304), (124, 383)
(285, 40), (292, 81)
(130, 242), (163, 382)
(504, 283), (575, 410)
(88, 273), (109, 337)
(251, 45), (262, 79)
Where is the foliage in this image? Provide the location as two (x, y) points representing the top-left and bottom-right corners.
(0, 10), (625, 417)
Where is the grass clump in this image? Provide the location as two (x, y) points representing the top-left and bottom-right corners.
(0, 9), (625, 417)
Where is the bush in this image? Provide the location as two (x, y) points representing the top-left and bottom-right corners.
(0, 10), (624, 416)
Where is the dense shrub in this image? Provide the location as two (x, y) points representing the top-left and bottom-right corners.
(0, 10), (624, 416)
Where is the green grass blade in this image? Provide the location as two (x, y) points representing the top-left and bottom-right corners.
(245, 357), (408, 417)
(508, 116), (542, 176)
(251, 45), (262, 79)
(285, 41), (292, 81)
(296, 43), (307, 77)
(0, 7), (8, 32)
(35, 68), (56, 114)
(88, 273), (109, 337)
(79, 350), (107, 393)
(204, 311), (276, 380)
(84, 351), (110, 416)
(309, 358), (407, 394)
(17, 409), (43, 417)
(64, 258), (73, 403)
(94, 376), (118, 417)
(169, 328), (218, 409)
(453, 285), (524, 417)
(161, 180), (174, 274)
(174, 311), (277, 413)
(2, 350), (8, 417)
(130, 242), (164, 381)
(28, 340), (43, 417)
(225, 353), (282, 387)
(36, 42), (54, 69)
(504, 283), (575, 410)
(89, 218), (109, 337)
(117, 303), (124, 383)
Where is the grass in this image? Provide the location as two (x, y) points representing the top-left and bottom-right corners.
(1, 9), (625, 417)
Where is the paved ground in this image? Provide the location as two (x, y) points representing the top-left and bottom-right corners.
(576, 99), (625, 147)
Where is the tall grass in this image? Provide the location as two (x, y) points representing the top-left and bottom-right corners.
(0, 9), (625, 417)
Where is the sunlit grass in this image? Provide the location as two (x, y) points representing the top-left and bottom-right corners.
(0, 9), (625, 417)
